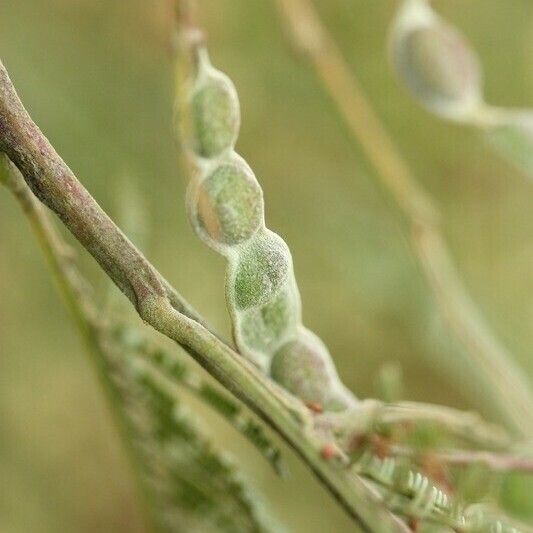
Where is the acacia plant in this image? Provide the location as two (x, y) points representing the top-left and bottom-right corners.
(1, 2), (532, 532)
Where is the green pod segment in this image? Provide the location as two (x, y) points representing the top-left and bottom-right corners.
(190, 66), (240, 158)
(390, 0), (482, 121)
(190, 156), (264, 247)
(270, 330), (355, 412)
(234, 280), (301, 370)
(231, 231), (291, 310)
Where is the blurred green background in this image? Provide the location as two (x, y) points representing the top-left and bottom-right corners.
(0, 1), (532, 531)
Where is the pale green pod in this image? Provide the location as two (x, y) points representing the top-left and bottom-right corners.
(189, 156), (264, 247)
(271, 330), (356, 412)
(390, 0), (483, 122)
(231, 231), (291, 310)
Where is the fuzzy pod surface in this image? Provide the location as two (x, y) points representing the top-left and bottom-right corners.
(178, 49), (356, 411)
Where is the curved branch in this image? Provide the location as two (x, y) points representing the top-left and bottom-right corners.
(0, 58), (408, 532)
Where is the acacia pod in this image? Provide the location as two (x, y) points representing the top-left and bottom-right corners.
(234, 278), (301, 371)
(390, 0), (483, 122)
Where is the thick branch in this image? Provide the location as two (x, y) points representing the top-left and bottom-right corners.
(0, 58), (408, 532)
(0, 62), (203, 324)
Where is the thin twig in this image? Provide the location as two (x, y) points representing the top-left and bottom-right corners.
(374, 401), (510, 450)
(274, 0), (533, 437)
(0, 58), (409, 532)
(317, 399), (511, 454)
(390, 445), (533, 474)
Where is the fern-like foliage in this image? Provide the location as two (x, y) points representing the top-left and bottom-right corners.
(353, 448), (531, 532)
(103, 325), (273, 533)
(127, 329), (284, 476)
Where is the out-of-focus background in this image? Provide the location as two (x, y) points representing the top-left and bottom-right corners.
(0, 1), (531, 531)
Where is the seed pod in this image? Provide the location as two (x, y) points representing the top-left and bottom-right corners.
(189, 155), (264, 247)
(179, 47), (358, 410)
(189, 51), (240, 158)
(270, 330), (356, 412)
(390, 0), (483, 121)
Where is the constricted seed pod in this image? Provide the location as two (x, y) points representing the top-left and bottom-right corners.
(189, 155), (264, 247)
(179, 46), (358, 409)
(189, 52), (240, 158)
(270, 330), (356, 412)
(390, 0), (483, 122)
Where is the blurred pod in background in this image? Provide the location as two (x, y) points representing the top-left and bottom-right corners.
(390, 0), (533, 179)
